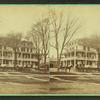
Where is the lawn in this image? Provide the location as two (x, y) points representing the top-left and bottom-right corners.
(50, 73), (100, 94)
(1, 71), (100, 94)
(0, 72), (49, 94)
(0, 82), (49, 94)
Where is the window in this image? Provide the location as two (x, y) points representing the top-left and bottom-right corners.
(76, 46), (78, 50)
(27, 48), (29, 52)
(82, 53), (85, 57)
(88, 47), (90, 51)
(71, 52), (74, 57)
(17, 53), (21, 58)
(21, 48), (25, 52)
(0, 45), (2, 49)
(4, 46), (6, 50)
(21, 48), (23, 52)
(0, 52), (2, 57)
(83, 46), (86, 50)
(68, 53), (70, 57)
(28, 54), (30, 58)
(31, 54), (33, 58)
(30, 48), (32, 52)
(65, 54), (67, 58)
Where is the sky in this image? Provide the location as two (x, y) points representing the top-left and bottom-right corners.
(0, 5), (100, 37)
(0, 5), (100, 57)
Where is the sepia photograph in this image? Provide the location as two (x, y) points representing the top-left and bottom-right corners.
(0, 5), (100, 95)
(0, 5), (50, 94)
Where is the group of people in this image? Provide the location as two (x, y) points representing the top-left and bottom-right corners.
(58, 63), (95, 72)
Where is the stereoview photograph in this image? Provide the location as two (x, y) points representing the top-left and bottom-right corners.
(0, 5), (100, 94)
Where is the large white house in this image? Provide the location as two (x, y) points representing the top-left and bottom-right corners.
(0, 37), (38, 68)
(61, 39), (98, 69)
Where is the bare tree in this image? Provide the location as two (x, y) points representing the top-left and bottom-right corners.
(49, 10), (81, 70)
(26, 30), (42, 69)
(28, 18), (50, 67)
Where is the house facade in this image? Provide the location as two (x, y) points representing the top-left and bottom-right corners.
(61, 39), (98, 69)
(0, 38), (38, 68)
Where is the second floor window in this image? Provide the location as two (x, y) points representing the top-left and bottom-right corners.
(88, 47), (90, 51)
(83, 46), (86, 50)
(0, 45), (2, 49)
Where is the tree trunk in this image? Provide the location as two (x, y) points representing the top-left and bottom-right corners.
(57, 58), (61, 72)
(44, 53), (47, 65)
(37, 54), (40, 69)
